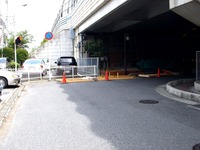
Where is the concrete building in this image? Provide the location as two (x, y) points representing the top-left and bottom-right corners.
(31, 0), (200, 72)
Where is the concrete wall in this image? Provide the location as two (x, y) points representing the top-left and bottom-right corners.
(33, 0), (115, 60)
(170, 0), (193, 8)
(170, 0), (200, 27)
(32, 29), (73, 66)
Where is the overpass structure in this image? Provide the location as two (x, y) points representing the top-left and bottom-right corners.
(31, 0), (200, 75)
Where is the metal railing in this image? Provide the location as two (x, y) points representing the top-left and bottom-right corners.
(14, 65), (98, 82)
(1, 57), (99, 82)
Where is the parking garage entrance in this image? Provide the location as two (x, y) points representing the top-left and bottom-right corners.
(83, 11), (200, 77)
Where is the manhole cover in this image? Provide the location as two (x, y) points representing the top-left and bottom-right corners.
(139, 100), (159, 104)
(193, 144), (200, 150)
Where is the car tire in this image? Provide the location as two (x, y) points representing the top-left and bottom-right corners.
(0, 77), (8, 88)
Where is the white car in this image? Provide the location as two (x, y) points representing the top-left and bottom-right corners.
(0, 70), (21, 88)
(22, 59), (47, 76)
(0, 82), (3, 96)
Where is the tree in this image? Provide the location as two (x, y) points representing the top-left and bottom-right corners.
(17, 48), (29, 65)
(6, 32), (15, 49)
(84, 39), (105, 57)
(3, 30), (32, 66)
(40, 38), (48, 46)
(0, 47), (14, 61)
(18, 30), (34, 48)
(0, 47), (28, 66)
(6, 30), (34, 49)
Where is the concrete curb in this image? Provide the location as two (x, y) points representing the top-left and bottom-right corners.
(0, 84), (27, 128)
(166, 78), (200, 103)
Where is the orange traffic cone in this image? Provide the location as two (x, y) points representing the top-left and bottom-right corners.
(61, 72), (67, 84)
(157, 68), (160, 78)
(105, 70), (109, 81)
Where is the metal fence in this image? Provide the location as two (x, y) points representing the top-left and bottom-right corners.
(16, 65), (98, 82)
(77, 57), (99, 66)
(76, 57), (99, 76)
(196, 51), (200, 81)
(2, 57), (99, 82)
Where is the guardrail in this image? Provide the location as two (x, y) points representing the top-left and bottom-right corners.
(14, 65), (98, 82)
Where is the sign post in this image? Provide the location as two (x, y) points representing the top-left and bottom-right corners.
(45, 32), (53, 81)
(45, 32), (53, 40)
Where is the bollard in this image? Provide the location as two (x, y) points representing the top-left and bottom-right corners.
(157, 68), (160, 78)
(61, 72), (67, 84)
(105, 70), (109, 81)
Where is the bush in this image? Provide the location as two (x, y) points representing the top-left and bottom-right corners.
(8, 61), (20, 69)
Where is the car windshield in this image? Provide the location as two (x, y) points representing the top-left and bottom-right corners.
(60, 58), (73, 63)
(24, 59), (42, 65)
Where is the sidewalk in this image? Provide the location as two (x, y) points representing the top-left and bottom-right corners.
(0, 84), (26, 127)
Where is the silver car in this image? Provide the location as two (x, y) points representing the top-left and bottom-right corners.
(0, 70), (21, 88)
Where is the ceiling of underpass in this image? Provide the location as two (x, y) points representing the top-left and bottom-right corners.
(83, 0), (170, 33)
(83, 0), (200, 35)
(83, 0), (200, 56)
(82, 0), (200, 74)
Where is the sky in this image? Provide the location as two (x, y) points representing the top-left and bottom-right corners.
(8, 0), (63, 49)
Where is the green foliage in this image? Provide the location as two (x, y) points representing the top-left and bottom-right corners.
(8, 61), (20, 69)
(40, 38), (48, 46)
(6, 30), (34, 49)
(17, 48), (29, 65)
(6, 32), (15, 49)
(3, 30), (32, 67)
(18, 30), (34, 48)
(0, 47), (14, 61)
(84, 40), (105, 57)
(0, 47), (28, 66)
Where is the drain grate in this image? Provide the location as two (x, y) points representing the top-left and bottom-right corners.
(139, 100), (159, 104)
(193, 144), (200, 150)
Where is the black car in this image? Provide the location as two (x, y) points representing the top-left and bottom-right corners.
(55, 56), (77, 76)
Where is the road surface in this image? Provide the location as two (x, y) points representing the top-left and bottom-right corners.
(0, 77), (200, 150)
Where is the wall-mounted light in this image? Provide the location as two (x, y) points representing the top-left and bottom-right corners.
(125, 34), (130, 41)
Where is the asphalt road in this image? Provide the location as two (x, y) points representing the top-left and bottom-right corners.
(0, 77), (200, 150)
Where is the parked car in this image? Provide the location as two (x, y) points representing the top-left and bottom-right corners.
(0, 81), (3, 96)
(55, 56), (77, 76)
(37, 57), (50, 70)
(21, 58), (47, 76)
(0, 57), (8, 70)
(0, 70), (21, 88)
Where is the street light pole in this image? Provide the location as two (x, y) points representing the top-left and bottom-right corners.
(0, 26), (4, 58)
(13, 4), (27, 72)
(124, 34), (130, 75)
(14, 35), (17, 71)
